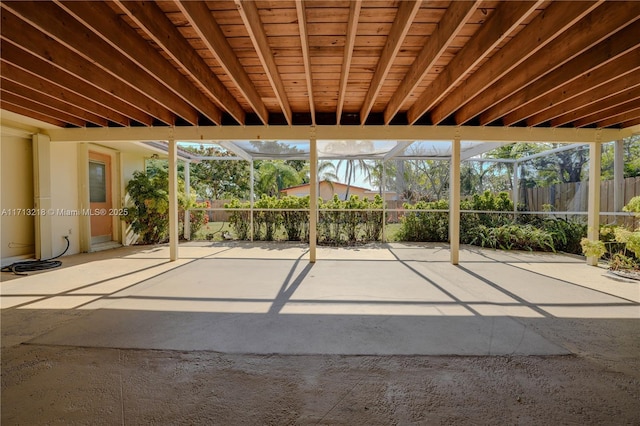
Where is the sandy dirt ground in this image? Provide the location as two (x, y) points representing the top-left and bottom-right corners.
(1, 309), (639, 425)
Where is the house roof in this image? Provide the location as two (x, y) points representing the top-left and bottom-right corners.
(1, 1), (639, 133)
(282, 180), (372, 192)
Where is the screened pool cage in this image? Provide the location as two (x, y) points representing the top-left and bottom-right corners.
(145, 138), (636, 263)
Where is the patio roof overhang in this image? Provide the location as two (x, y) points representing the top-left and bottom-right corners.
(1, 1), (639, 132)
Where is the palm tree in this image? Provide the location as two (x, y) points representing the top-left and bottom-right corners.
(336, 158), (373, 200)
(254, 161), (301, 197)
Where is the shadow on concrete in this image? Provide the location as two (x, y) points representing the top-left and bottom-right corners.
(1, 242), (638, 358)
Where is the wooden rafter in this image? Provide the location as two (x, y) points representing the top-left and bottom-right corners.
(114, 0), (246, 125)
(0, 101), (66, 127)
(598, 108), (640, 128)
(295, 0), (315, 125)
(429, 0), (601, 125)
(549, 74), (640, 127)
(482, 20), (640, 125)
(0, 43), (149, 125)
(407, 1), (543, 125)
(1, 60), (130, 126)
(1, 1), (199, 124)
(336, 0), (361, 124)
(177, 0), (268, 125)
(57, 0), (222, 126)
(530, 52), (640, 126)
(236, 0), (292, 125)
(360, 0), (422, 125)
(1, 77), (108, 126)
(0, 1), (638, 131)
(384, 0), (480, 124)
(572, 89), (640, 127)
(0, 91), (86, 127)
(455, 1), (640, 125)
(0, 10), (174, 125)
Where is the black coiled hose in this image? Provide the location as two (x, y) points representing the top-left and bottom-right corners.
(1, 236), (70, 276)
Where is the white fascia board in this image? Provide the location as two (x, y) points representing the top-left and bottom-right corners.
(45, 125), (632, 144)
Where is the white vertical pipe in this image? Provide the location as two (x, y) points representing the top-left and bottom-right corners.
(450, 137), (461, 265)
(168, 137), (179, 261)
(309, 135), (318, 262)
(587, 141), (601, 266)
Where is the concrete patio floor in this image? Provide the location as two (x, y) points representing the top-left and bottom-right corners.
(2, 242), (639, 424)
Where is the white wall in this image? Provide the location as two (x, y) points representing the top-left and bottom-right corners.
(0, 132), (35, 261)
(49, 143), (80, 256)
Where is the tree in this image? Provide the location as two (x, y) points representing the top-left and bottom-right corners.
(254, 160), (302, 197)
(186, 145), (251, 200)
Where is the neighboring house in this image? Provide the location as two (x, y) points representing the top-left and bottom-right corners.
(282, 180), (373, 201)
(281, 180), (399, 202)
(0, 111), (188, 266)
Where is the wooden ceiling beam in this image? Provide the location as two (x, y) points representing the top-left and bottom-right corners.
(114, 1), (246, 125)
(58, 0), (223, 126)
(235, 0), (292, 125)
(455, 1), (640, 125)
(598, 107), (640, 129)
(360, 0), (422, 125)
(0, 91), (86, 127)
(482, 20), (640, 125)
(1, 77), (109, 126)
(534, 53), (640, 126)
(295, 0), (316, 125)
(1, 1), (197, 125)
(571, 89), (640, 127)
(177, 0), (268, 125)
(336, 0), (361, 123)
(408, 1), (543, 125)
(384, 0), (480, 124)
(0, 101), (66, 127)
(622, 118), (640, 129)
(0, 42), (148, 125)
(1, 59), (130, 126)
(429, 1), (600, 126)
(0, 10), (174, 125)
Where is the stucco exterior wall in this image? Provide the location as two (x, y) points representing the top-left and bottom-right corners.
(49, 143), (80, 256)
(0, 132), (35, 260)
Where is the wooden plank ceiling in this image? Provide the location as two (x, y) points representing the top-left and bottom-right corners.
(1, 0), (639, 130)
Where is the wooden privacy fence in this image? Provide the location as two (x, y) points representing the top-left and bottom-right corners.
(522, 176), (640, 228)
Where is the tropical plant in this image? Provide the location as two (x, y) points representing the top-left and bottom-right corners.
(122, 168), (208, 244)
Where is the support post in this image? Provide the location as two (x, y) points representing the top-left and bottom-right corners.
(450, 136), (461, 265)
(309, 133), (318, 262)
(513, 160), (519, 219)
(613, 139), (624, 220)
(381, 161), (386, 242)
(32, 133), (53, 260)
(250, 160), (254, 241)
(587, 141), (602, 266)
(184, 160), (191, 240)
(168, 137), (178, 261)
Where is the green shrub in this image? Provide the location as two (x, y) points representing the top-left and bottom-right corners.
(397, 199), (449, 242)
(224, 198), (250, 240)
(279, 196), (309, 241)
(122, 170), (208, 244)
